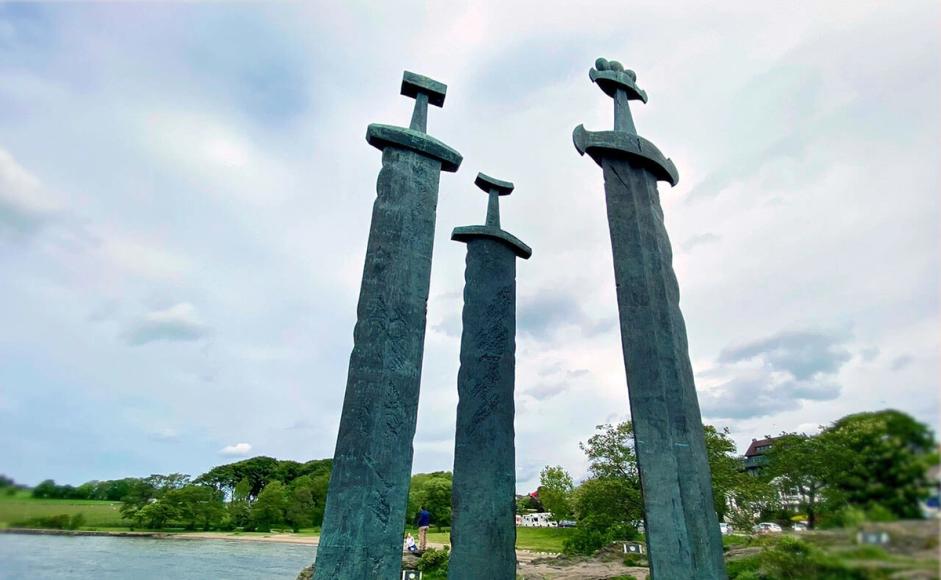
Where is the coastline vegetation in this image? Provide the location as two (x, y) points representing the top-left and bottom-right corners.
(1, 408), (937, 577)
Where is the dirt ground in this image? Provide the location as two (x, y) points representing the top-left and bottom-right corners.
(517, 549), (648, 579)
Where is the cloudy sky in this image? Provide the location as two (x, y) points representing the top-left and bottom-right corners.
(1, 1), (938, 493)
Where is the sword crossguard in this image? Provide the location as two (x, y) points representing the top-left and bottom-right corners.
(401, 71), (447, 133)
(475, 172), (514, 228)
(452, 172), (531, 259)
(589, 58), (647, 134)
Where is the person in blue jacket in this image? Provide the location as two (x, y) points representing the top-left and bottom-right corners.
(415, 506), (431, 551)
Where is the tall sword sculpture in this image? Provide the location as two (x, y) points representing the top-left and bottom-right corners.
(449, 173), (531, 580)
(315, 71), (462, 580)
(573, 58), (727, 579)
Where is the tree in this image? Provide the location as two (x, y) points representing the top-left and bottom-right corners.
(307, 473), (329, 527)
(580, 423), (639, 483)
(227, 477), (252, 529)
(764, 433), (832, 529)
(703, 426), (740, 519)
(516, 493), (543, 514)
(196, 456), (294, 500)
(136, 499), (178, 529)
(285, 476), (316, 532)
(120, 478), (159, 527)
(407, 472), (453, 530)
(702, 426), (777, 526)
(574, 476), (643, 528)
(32, 480), (59, 499)
(821, 410), (937, 519)
(146, 473), (190, 494)
(562, 423), (645, 555)
(538, 466), (575, 521)
(165, 485), (225, 530)
(252, 480), (287, 531)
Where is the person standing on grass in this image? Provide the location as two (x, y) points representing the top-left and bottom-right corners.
(415, 506), (431, 551)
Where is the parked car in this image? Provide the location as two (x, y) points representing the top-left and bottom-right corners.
(792, 522), (808, 532)
(558, 520), (577, 528)
(719, 522), (734, 535)
(753, 522), (783, 534)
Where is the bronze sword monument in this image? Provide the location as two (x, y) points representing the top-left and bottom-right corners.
(448, 173), (531, 580)
(573, 58), (727, 579)
(314, 71), (462, 580)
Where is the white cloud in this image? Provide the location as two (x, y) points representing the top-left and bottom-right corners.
(123, 303), (210, 346)
(0, 1), (937, 488)
(699, 329), (853, 420)
(0, 148), (59, 238)
(219, 442), (252, 457)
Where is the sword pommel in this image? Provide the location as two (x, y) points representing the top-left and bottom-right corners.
(589, 58), (647, 103)
(475, 172), (514, 196)
(401, 71), (447, 107)
(475, 172), (513, 228)
(401, 71), (447, 133)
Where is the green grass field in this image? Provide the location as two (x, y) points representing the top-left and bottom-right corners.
(425, 526), (572, 552)
(0, 494), (126, 528)
(2, 493), (573, 552)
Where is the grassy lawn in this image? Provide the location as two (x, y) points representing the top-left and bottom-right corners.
(0, 495), (126, 528)
(424, 526), (573, 552)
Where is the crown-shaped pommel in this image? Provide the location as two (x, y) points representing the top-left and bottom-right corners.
(589, 58), (647, 103)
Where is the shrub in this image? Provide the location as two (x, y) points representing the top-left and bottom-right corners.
(840, 545), (888, 560)
(67, 514), (86, 530)
(415, 546), (449, 577)
(727, 536), (878, 580)
(865, 504), (896, 523)
(622, 553), (646, 567)
(820, 505), (867, 529)
(15, 514), (76, 529)
(562, 526), (606, 555)
(562, 517), (640, 556)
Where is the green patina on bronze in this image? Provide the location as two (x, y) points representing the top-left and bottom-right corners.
(573, 58), (727, 580)
(448, 173), (530, 580)
(314, 71), (462, 580)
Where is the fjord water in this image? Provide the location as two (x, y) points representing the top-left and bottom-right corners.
(0, 534), (316, 579)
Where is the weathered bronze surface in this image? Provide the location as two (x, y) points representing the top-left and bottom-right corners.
(448, 173), (529, 580)
(314, 71), (462, 580)
(573, 58), (727, 580)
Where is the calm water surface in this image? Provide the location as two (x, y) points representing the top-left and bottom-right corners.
(0, 534), (316, 579)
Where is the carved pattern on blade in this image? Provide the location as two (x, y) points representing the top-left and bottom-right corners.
(449, 239), (518, 580)
(600, 156), (726, 579)
(314, 146), (443, 580)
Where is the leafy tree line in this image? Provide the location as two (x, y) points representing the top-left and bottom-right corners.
(117, 459), (334, 532)
(0, 475), (28, 496)
(20, 456), (450, 533)
(13, 408), (935, 540)
(762, 409), (938, 529)
(31, 477), (140, 501)
(538, 409), (938, 555)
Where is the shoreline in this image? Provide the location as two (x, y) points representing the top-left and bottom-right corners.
(0, 528), (551, 557)
(0, 528), (321, 546)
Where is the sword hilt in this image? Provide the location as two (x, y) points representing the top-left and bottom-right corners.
(474, 172), (514, 228)
(401, 71), (447, 133)
(589, 58), (647, 134)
